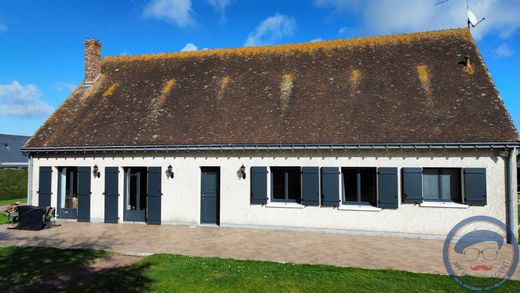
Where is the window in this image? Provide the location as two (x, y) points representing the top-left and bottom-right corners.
(271, 167), (301, 203)
(423, 168), (461, 203)
(59, 167), (78, 209)
(126, 167), (148, 212)
(342, 168), (377, 206)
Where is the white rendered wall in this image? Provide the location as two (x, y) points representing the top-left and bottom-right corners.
(28, 149), (514, 238)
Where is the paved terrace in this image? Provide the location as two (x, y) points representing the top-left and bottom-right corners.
(1, 222), (519, 280)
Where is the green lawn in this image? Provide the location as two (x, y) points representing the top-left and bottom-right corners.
(0, 246), (110, 290)
(1, 247), (518, 292)
(71, 254), (520, 292)
(0, 197), (26, 206)
(0, 212), (8, 224)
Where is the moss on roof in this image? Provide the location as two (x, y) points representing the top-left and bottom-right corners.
(104, 28), (473, 63)
(25, 28), (518, 148)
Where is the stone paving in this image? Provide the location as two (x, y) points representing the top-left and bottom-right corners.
(1, 222), (519, 280)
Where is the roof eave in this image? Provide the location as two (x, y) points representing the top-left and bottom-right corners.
(21, 142), (520, 155)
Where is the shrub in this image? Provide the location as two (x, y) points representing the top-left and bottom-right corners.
(0, 169), (27, 200)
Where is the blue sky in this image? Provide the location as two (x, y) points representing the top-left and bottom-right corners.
(0, 0), (519, 136)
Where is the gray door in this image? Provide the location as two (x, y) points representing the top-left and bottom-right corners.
(201, 168), (220, 225)
(104, 167), (119, 223)
(38, 167), (52, 207)
(77, 167), (91, 222)
(147, 167), (162, 225)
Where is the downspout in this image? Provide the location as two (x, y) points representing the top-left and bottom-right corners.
(27, 155), (33, 206)
(507, 147), (517, 243)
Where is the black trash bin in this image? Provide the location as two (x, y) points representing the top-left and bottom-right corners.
(13, 205), (46, 231)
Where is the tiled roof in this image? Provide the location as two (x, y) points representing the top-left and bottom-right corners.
(0, 134), (29, 166)
(25, 28), (519, 148)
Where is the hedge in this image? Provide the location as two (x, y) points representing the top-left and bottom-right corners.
(0, 169), (27, 200)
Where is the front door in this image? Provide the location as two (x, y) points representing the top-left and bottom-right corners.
(124, 167), (147, 222)
(201, 167), (220, 225)
(57, 167), (78, 219)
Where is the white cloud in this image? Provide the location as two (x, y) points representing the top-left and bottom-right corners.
(311, 38), (324, 42)
(180, 43), (198, 52)
(144, 0), (194, 27)
(494, 44), (514, 57)
(208, 0), (231, 19)
(0, 81), (53, 118)
(244, 14), (297, 47)
(53, 82), (77, 92)
(338, 26), (349, 36)
(315, 0), (520, 40)
(119, 50), (131, 56)
(0, 22), (7, 33)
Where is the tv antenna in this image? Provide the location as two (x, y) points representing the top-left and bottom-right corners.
(436, 0), (485, 29)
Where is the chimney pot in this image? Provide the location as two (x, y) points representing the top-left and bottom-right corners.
(465, 55), (472, 70)
(85, 39), (101, 84)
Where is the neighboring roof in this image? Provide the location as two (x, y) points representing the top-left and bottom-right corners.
(0, 134), (29, 167)
(25, 28), (519, 149)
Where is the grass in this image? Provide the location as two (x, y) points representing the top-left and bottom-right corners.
(0, 247), (518, 292)
(0, 197), (27, 225)
(0, 197), (27, 206)
(71, 254), (520, 292)
(0, 212), (8, 224)
(0, 246), (110, 290)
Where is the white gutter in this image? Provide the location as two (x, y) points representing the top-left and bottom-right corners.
(507, 147), (518, 243)
(0, 162), (29, 167)
(27, 156), (33, 206)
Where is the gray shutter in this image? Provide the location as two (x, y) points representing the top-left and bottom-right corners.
(378, 168), (398, 209)
(77, 167), (91, 222)
(464, 168), (486, 206)
(402, 168), (423, 203)
(38, 167), (52, 207)
(302, 167), (319, 206)
(147, 167), (162, 225)
(104, 167), (119, 223)
(321, 167), (340, 207)
(251, 167), (268, 204)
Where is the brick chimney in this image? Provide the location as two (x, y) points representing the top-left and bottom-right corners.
(465, 55), (472, 71)
(84, 39), (101, 85)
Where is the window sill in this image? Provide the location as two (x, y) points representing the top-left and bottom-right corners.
(265, 202), (305, 209)
(419, 201), (469, 209)
(338, 204), (381, 212)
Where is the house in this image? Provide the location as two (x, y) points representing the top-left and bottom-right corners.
(0, 134), (30, 168)
(22, 28), (519, 240)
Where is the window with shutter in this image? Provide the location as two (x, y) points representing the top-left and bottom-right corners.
(251, 167), (268, 204)
(423, 168), (462, 203)
(341, 167), (377, 206)
(402, 168), (423, 203)
(302, 167), (320, 206)
(464, 168), (487, 206)
(378, 168), (398, 209)
(321, 167), (340, 207)
(271, 167), (302, 203)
